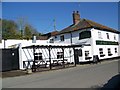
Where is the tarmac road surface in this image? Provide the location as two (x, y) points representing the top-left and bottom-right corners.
(2, 59), (120, 88)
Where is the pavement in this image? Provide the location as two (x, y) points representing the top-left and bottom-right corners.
(2, 59), (120, 88)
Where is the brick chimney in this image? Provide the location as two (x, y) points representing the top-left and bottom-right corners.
(72, 11), (80, 24)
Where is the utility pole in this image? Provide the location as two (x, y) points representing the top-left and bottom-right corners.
(53, 19), (56, 31)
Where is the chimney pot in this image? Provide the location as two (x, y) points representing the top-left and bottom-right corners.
(72, 11), (80, 25)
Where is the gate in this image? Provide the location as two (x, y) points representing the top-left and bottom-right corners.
(1, 48), (19, 72)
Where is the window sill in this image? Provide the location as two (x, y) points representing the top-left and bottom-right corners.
(85, 57), (92, 60)
(100, 54), (105, 57)
(108, 53), (113, 56)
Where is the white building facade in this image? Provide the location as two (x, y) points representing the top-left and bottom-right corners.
(49, 11), (120, 63)
(1, 11), (120, 70)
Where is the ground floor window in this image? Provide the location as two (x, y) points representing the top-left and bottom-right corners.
(85, 51), (89, 57)
(34, 53), (42, 60)
(85, 51), (92, 60)
(108, 48), (112, 56)
(57, 52), (63, 59)
(99, 48), (103, 54)
(85, 51), (89, 59)
(115, 48), (117, 53)
(99, 48), (105, 57)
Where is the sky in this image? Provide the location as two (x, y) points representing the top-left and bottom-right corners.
(2, 2), (119, 34)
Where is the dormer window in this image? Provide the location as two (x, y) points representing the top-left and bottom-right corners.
(106, 33), (109, 39)
(60, 35), (64, 41)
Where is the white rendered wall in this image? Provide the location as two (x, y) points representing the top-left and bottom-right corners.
(52, 28), (92, 45)
(0, 39), (71, 69)
(51, 28), (120, 61)
(91, 28), (119, 59)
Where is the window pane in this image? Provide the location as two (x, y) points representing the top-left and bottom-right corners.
(106, 33), (109, 39)
(98, 32), (102, 39)
(79, 31), (91, 40)
(57, 52), (63, 59)
(60, 35), (64, 41)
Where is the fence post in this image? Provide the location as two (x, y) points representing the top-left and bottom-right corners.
(32, 45), (36, 72)
(73, 47), (76, 66)
(48, 46), (52, 70)
(62, 48), (65, 68)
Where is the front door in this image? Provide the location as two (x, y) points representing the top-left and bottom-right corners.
(74, 49), (79, 64)
(74, 49), (82, 64)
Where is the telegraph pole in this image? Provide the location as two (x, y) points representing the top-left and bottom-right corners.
(53, 19), (56, 31)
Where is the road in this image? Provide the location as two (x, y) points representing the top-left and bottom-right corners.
(2, 59), (120, 88)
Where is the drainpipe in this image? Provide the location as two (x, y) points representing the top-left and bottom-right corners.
(70, 32), (72, 45)
(4, 39), (7, 49)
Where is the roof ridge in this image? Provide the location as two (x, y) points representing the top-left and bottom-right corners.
(83, 19), (94, 27)
(84, 19), (117, 31)
(58, 18), (120, 35)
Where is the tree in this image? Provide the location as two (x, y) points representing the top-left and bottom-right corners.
(24, 24), (32, 40)
(2, 18), (41, 40)
(2, 19), (20, 39)
(17, 17), (26, 39)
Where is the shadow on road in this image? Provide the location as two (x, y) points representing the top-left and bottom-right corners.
(100, 74), (120, 90)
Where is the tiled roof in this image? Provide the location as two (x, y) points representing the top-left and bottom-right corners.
(59, 19), (120, 34)
(37, 36), (48, 40)
(50, 31), (59, 36)
(42, 31), (59, 37)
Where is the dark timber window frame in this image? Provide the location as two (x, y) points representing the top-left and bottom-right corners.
(57, 52), (63, 59)
(85, 51), (91, 60)
(106, 33), (109, 39)
(114, 35), (116, 40)
(34, 53), (43, 60)
(115, 48), (117, 53)
(79, 31), (91, 40)
(99, 48), (105, 57)
(60, 35), (64, 41)
(108, 48), (112, 56)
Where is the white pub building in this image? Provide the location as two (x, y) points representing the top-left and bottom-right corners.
(49, 11), (120, 63)
(0, 11), (120, 71)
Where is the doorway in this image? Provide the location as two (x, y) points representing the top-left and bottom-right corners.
(74, 49), (82, 64)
